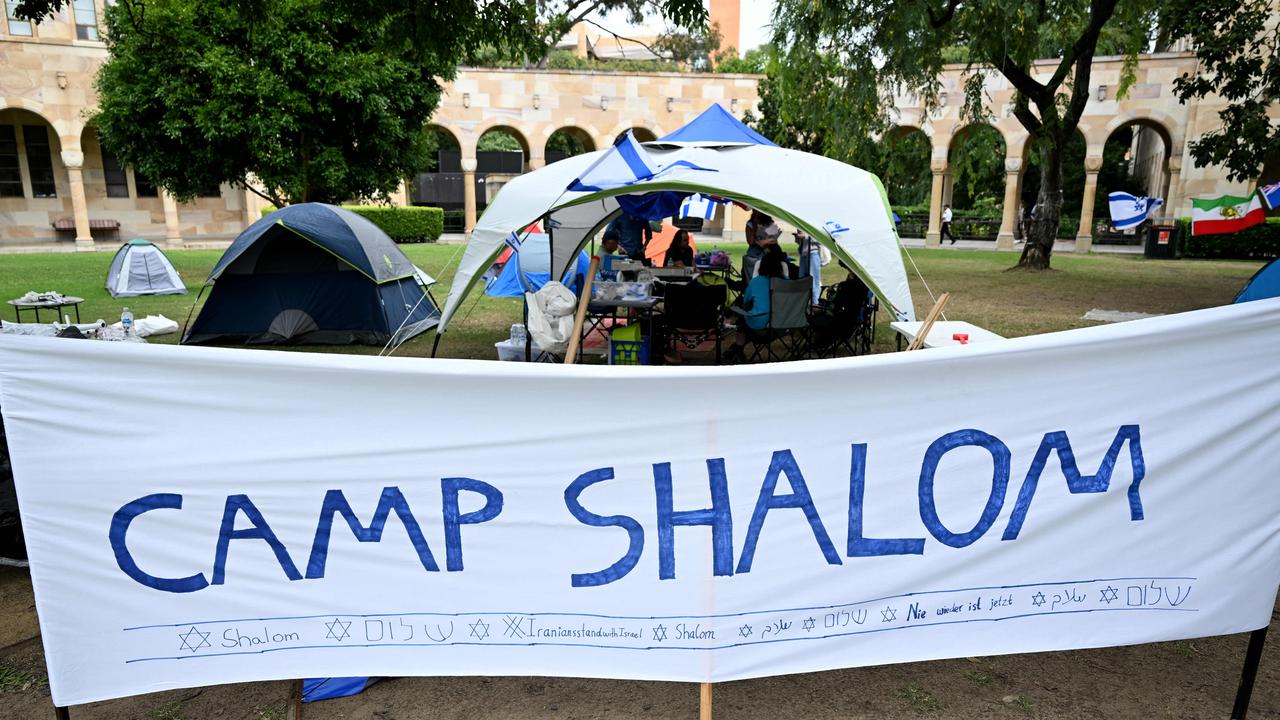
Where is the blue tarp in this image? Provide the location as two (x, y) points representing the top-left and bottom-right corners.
(1235, 257), (1280, 304)
(303, 677), (378, 703)
(657, 103), (777, 146)
(616, 192), (687, 222)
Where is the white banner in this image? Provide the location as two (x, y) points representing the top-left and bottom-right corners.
(3, 300), (1280, 706)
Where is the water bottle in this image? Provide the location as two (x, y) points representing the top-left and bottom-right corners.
(121, 307), (134, 337)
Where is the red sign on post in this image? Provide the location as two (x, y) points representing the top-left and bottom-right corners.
(1158, 230), (1170, 244)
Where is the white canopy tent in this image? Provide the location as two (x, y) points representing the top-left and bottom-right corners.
(437, 112), (916, 338)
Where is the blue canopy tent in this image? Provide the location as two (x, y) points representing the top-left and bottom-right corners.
(1235, 257), (1280, 304)
(485, 233), (591, 297)
(183, 203), (439, 346)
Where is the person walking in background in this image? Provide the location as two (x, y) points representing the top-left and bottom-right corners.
(941, 204), (956, 245)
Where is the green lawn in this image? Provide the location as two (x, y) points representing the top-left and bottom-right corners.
(0, 244), (1262, 360)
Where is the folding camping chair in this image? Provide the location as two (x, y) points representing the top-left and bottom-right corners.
(736, 277), (812, 362)
(662, 280), (727, 364)
(808, 277), (878, 358)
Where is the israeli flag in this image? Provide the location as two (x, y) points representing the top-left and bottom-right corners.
(503, 231), (523, 253)
(1260, 182), (1280, 211)
(567, 130), (715, 192)
(1108, 192), (1164, 230)
(679, 193), (720, 221)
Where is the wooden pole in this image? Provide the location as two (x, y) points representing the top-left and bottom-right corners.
(54, 706), (70, 720)
(286, 679), (304, 720)
(906, 292), (951, 351)
(563, 256), (601, 364)
(700, 682), (713, 720)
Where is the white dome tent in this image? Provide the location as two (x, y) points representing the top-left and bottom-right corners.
(435, 104), (916, 346)
(104, 239), (187, 298)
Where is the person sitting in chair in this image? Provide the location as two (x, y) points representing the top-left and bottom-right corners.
(724, 245), (787, 363)
(665, 229), (694, 268)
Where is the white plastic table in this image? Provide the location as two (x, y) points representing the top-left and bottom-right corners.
(890, 320), (1005, 350)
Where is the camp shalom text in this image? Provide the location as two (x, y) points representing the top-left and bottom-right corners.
(108, 426), (1145, 593)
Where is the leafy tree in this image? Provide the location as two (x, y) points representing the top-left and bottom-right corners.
(1160, 0), (1280, 183)
(477, 132), (524, 153)
(771, 0), (1160, 270)
(746, 49), (883, 169)
(948, 125), (1006, 212)
(880, 130), (932, 207)
(716, 46), (769, 74)
(652, 21), (722, 71)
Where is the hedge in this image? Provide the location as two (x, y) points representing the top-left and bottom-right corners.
(1178, 217), (1280, 260)
(260, 205), (444, 243)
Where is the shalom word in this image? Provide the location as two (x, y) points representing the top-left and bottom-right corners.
(108, 426), (1143, 593)
(564, 426), (1144, 586)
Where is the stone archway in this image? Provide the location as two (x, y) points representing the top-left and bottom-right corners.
(880, 125), (932, 238)
(940, 123), (1008, 243)
(545, 126), (596, 165)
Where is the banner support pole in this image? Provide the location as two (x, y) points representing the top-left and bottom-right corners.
(54, 706), (70, 719)
(1231, 626), (1268, 719)
(699, 682), (713, 720)
(564, 256), (601, 364)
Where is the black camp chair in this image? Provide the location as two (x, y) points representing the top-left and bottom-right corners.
(808, 277), (878, 358)
(734, 277), (812, 362)
(663, 280), (727, 364)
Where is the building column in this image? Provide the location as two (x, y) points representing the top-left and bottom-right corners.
(388, 180), (409, 207)
(925, 161), (946, 247)
(161, 190), (184, 247)
(461, 157), (478, 235)
(996, 157), (1021, 250)
(722, 200), (740, 242)
(1075, 156), (1103, 253)
(1164, 156), (1183, 221)
(527, 153), (545, 171)
(61, 150), (94, 252)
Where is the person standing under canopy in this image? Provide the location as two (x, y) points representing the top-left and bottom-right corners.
(605, 212), (652, 261)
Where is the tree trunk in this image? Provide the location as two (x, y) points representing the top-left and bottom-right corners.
(1016, 139), (1064, 270)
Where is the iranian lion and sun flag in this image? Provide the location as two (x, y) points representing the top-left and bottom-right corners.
(1191, 182), (1278, 236)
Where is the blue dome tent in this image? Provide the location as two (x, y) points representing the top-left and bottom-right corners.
(1235, 257), (1280, 304)
(485, 232), (591, 298)
(183, 204), (439, 346)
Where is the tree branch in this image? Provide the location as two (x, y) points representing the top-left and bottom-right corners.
(583, 17), (668, 60)
(997, 55), (1049, 104)
(1045, 0), (1120, 93)
(1011, 91), (1043, 136)
(239, 176), (283, 209)
(925, 0), (960, 28)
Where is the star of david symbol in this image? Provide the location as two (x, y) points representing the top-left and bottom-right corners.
(469, 618), (490, 640)
(738, 624), (753, 638)
(1031, 592), (1046, 607)
(880, 606), (897, 622)
(177, 626), (211, 653)
(1100, 585), (1120, 604)
(802, 617), (816, 632)
(324, 618), (352, 642)
(653, 624), (668, 642)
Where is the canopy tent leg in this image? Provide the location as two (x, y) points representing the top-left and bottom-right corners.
(1232, 626), (1269, 719)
